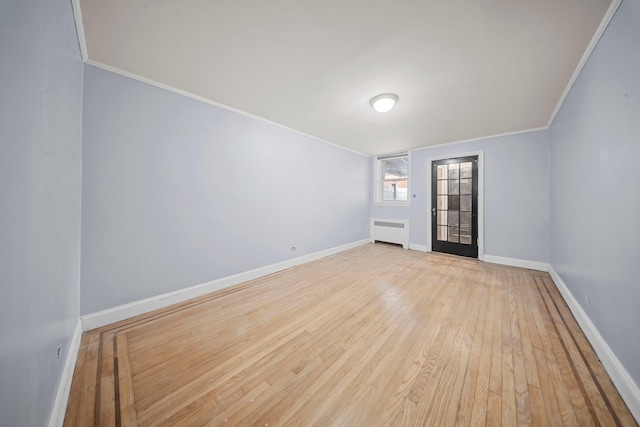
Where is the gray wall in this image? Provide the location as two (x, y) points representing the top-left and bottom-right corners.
(80, 66), (371, 314)
(372, 130), (550, 263)
(549, 0), (640, 386)
(0, 0), (83, 426)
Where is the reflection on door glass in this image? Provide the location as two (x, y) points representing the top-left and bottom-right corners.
(448, 226), (459, 242)
(460, 162), (472, 178)
(437, 165), (448, 180)
(448, 163), (459, 179)
(448, 195), (460, 210)
(460, 225), (472, 244)
(460, 212), (471, 226)
(447, 211), (459, 227)
(460, 179), (472, 195)
(437, 180), (448, 195)
(437, 226), (447, 240)
(437, 196), (448, 210)
(437, 210), (447, 226)
(461, 195), (472, 212)
(448, 179), (459, 195)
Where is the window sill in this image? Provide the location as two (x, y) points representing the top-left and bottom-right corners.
(373, 201), (412, 207)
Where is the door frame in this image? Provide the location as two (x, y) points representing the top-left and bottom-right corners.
(426, 150), (484, 260)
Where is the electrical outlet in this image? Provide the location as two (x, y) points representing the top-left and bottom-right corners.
(57, 345), (62, 359)
(585, 293), (591, 305)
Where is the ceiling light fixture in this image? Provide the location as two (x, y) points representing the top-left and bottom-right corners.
(370, 93), (399, 113)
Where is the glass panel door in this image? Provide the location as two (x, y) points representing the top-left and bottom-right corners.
(432, 156), (478, 258)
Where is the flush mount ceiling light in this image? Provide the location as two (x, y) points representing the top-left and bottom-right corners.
(370, 93), (399, 113)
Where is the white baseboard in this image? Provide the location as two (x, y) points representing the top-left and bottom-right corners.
(483, 254), (548, 272)
(81, 239), (370, 331)
(48, 318), (83, 427)
(409, 243), (429, 252)
(548, 265), (640, 423)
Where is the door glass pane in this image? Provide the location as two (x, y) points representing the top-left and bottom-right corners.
(460, 225), (471, 244)
(437, 164), (448, 180)
(460, 162), (472, 178)
(447, 211), (459, 226)
(437, 210), (447, 225)
(437, 226), (447, 241)
(448, 179), (459, 195)
(460, 179), (472, 195)
(437, 195), (448, 210)
(448, 163), (459, 179)
(448, 195), (459, 210)
(448, 226), (459, 242)
(460, 195), (472, 212)
(437, 180), (448, 195)
(460, 212), (471, 226)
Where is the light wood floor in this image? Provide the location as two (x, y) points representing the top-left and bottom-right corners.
(64, 244), (637, 426)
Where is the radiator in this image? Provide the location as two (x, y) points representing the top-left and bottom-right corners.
(370, 219), (409, 249)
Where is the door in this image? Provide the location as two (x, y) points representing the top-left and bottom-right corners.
(431, 156), (478, 258)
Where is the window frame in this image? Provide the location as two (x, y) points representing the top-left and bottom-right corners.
(374, 151), (411, 206)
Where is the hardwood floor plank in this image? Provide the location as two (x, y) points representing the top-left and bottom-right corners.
(406, 261), (487, 425)
(515, 273), (548, 427)
(533, 276), (583, 426)
(508, 274), (532, 427)
(469, 270), (496, 426)
(454, 271), (490, 426)
(487, 269), (504, 425)
(115, 333), (138, 427)
(435, 272), (483, 425)
(525, 278), (565, 427)
(64, 331), (100, 427)
(487, 390), (502, 427)
(98, 333), (116, 426)
(538, 275), (602, 426)
(62, 244), (638, 427)
(371, 266), (460, 426)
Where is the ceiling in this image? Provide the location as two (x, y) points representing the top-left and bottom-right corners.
(77, 0), (614, 156)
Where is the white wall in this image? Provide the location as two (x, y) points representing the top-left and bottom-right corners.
(0, 0), (83, 425)
(372, 130), (550, 264)
(80, 65), (371, 314)
(549, 0), (640, 388)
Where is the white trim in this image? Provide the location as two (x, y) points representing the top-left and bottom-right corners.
(548, 265), (640, 423)
(483, 255), (548, 272)
(83, 61), (369, 159)
(373, 202), (412, 207)
(70, 0), (87, 62)
(48, 319), (83, 427)
(426, 150), (484, 261)
(409, 243), (429, 252)
(546, 0), (623, 128)
(81, 239), (370, 331)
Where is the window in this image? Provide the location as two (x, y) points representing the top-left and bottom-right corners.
(375, 152), (410, 204)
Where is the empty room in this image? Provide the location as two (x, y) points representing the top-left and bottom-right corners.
(1, 0), (639, 425)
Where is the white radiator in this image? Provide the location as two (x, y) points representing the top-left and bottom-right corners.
(370, 219), (409, 249)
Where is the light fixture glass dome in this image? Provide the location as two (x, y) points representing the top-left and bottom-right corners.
(370, 93), (399, 113)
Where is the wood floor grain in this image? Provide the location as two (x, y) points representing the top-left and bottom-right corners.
(64, 243), (637, 426)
